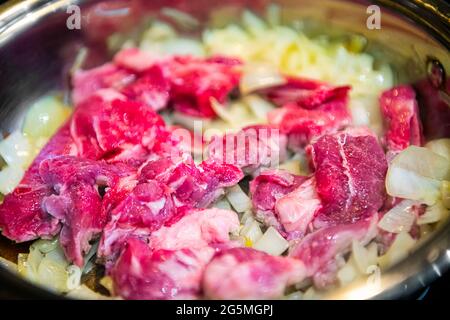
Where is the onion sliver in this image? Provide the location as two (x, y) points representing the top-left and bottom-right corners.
(378, 200), (418, 233)
(226, 184), (252, 213)
(417, 201), (449, 225)
(253, 226), (288, 256)
(240, 64), (286, 95)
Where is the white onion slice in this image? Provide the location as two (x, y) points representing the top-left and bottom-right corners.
(240, 219), (263, 245)
(0, 131), (32, 168)
(243, 94), (276, 120)
(240, 64), (286, 95)
(391, 146), (450, 181)
(378, 200), (418, 233)
(378, 232), (416, 269)
(0, 165), (25, 195)
(386, 166), (441, 205)
(212, 198), (232, 210)
(226, 184), (252, 213)
(253, 226), (289, 256)
(417, 201), (449, 225)
(425, 138), (450, 160)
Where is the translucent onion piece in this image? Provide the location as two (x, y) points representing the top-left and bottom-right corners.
(425, 138), (450, 160)
(226, 184), (252, 213)
(378, 200), (418, 233)
(442, 181), (450, 209)
(212, 198), (232, 210)
(240, 64), (286, 95)
(22, 95), (72, 139)
(0, 165), (25, 195)
(386, 166), (441, 205)
(243, 94), (276, 120)
(378, 232), (416, 269)
(160, 8), (200, 30)
(240, 219), (263, 245)
(337, 259), (358, 286)
(253, 226), (289, 256)
(0, 131), (33, 169)
(391, 146), (450, 181)
(417, 201), (449, 225)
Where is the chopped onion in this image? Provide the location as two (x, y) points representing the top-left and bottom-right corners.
(442, 181), (450, 209)
(425, 139), (450, 160)
(349, 241), (378, 276)
(160, 8), (200, 30)
(242, 10), (267, 35)
(240, 219), (263, 245)
(172, 111), (208, 131)
(240, 63), (286, 95)
(266, 3), (281, 27)
(0, 131), (33, 169)
(226, 184), (252, 213)
(253, 226), (289, 256)
(0, 165), (25, 195)
(378, 232), (416, 269)
(303, 287), (320, 300)
(243, 94), (275, 120)
(66, 285), (114, 300)
(378, 200), (418, 233)
(284, 291), (303, 300)
(386, 166), (441, 205)
(337, 259), (358, 286)
(417, 201), (449, 225)
(391, 146), (450, 181)
(66, 265), (82, 291)
(210, 98), (234, 123)
(278, 160), (302, 175)
(22, 95), (72, 139)
(212, 198), (232, 210)
(160, 38), (205, 57)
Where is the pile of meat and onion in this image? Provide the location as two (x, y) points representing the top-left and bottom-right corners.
(0, 9), (449, 300)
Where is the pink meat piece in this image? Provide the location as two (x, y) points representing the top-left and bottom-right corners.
(263, 77), (352, 149)
(380, 85), (424, 154)
(113, 48), (161, 73)
(98, 180), (176, 262)
(71, 94), (165, 162)
(208, 125), (288, 173)
(290, 213), (378, 288)
(140, 156), (243, 209)
(148, 208), (240, 250)
(203, 247), (306, 299)
(250, 169), (306, 234)
(111, 238), (215, 300)
(310, 133), (387, 227)
(39, 156), (133, 267)
(120, 64), (171, 111)
(166, 55), (242, 118)
(72, 63), (135, 106)
(0, 123), (76, 242)
(261, 77), (351, 110)
(275, 177), (322, 238)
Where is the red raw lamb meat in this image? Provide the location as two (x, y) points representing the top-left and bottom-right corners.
(72, 63), (135, 106)
(39, 156), (133, 267)
(310, 133), (388, 228)
(264, 77), (352, 148)
(71, 94), (165, 162)
(166, 55), (242, 118)
(289, 213), (378, 288)
(203, 247), (306, 299)
(249, 169), (306, 235)
(208, 125), (288, 173)
(0, 123), (76, 242)
(111, 238), (215, 300)
(380, 85), (424, 154)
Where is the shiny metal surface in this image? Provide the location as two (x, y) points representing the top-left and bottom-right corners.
(0, 0), (448, 299)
